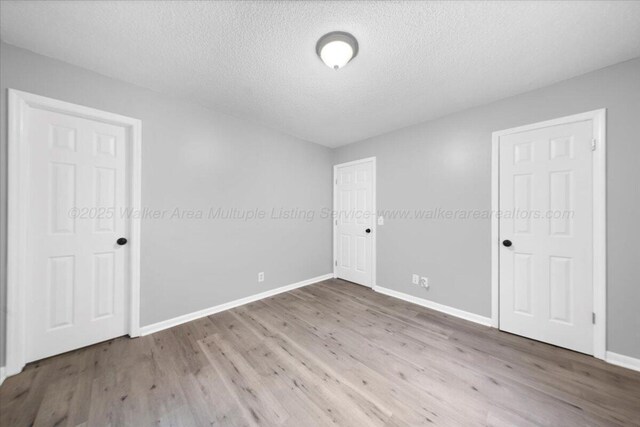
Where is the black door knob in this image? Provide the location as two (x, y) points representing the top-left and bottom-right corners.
(365, 228), (371, 234)
(117, 237), (128, 246)
(502, 239), (512, 247)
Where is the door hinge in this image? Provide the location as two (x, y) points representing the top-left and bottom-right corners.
(592, 312), (596, 324)
(591, 138), (597, 151)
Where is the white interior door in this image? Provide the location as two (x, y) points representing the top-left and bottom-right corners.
(499, 120), (594, 354)
(334, 159), (375, 287)
(26, 106), (129, 362)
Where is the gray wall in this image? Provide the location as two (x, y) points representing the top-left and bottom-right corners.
(0, 43), (333, 365)
(334, 58), (640, 359)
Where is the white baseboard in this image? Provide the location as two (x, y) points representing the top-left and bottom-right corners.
(606, 351), (640, 373)
(373, 285), (493, 327)
(0, 367), (6, 386)
(139, 273), (333, 336)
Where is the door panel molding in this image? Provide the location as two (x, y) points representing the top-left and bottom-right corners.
(491, 109), (606, 360)
(333, 157), (376, 288)
(6, 89), (142, 376)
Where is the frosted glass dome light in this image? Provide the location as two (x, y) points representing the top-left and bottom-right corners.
(316, 32), (358, 70)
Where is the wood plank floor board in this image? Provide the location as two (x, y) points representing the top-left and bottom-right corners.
(1, 279), (639, 426)
(319, 281), (640, 425)
(229, 308), (399, 426)
(259, 293), (551, 425)
(298, 284), (639, 424)
(323, 282), (640, 396)
(206, 310), (389, 426)
(267, 286), (604, 426)
(232, 303), (398, 418)
(239, 302), (451, 425)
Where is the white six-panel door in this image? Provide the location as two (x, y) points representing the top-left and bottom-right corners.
(499, 120), (594, 354)
(334, 159), (375, 287)
(26, 106), (129, 362)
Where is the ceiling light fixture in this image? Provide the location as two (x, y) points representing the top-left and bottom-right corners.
(316, 31), (358, 70)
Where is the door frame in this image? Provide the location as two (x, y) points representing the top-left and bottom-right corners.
(491, 109), (606, 359)
(333, 157), (377, 288)
(6, 89), (142, 376)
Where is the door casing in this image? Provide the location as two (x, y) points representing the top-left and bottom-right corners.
(491, 109), (606, 359)
(6, 89), (142, 376)
(333, 157), (377, 288)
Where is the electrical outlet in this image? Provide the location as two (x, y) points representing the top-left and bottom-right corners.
(420, 276), (429, 289)
(258, 272), (264, 282)
(412, 274), (419, 285)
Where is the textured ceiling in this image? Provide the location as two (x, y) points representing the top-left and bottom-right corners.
(2, 1), (640, 147)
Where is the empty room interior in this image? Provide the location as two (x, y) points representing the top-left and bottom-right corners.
(1, 1), (640, 425)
